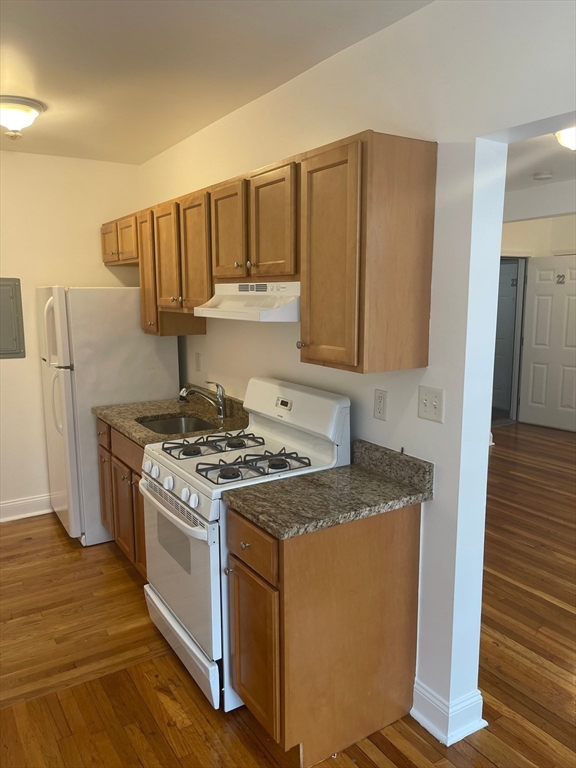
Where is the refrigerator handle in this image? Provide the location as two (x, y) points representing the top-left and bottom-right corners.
(44, 296), (55, 366)
(51, 369), (63, 435)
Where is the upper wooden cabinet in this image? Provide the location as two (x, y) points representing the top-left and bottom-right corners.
(137, 211), (158, 333)
(154, 202), (181, 308)
(249, 164), (296, 278)
(299, 131), (436, 373)
(100, 221), (119, 264)
(100, 218), (138, 265)
(179, 192), (212, 310)
(300, 142), (361, 367)
(210, 181), (248, 278)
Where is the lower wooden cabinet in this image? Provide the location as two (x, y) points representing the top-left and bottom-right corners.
(97, 423), (146, 578)
(227, 505), (421, 768)
(111, 456), (135, 563)
(97, 445), (114, 535)
(229, 555), (280, 742)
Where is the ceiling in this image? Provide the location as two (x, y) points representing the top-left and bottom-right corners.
(506, 132), (576, 191)
(0, 0), (432, 164)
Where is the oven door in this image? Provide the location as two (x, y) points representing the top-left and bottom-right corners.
(140, 479), (222, 661)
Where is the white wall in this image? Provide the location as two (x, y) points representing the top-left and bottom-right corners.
(502, 213), (576, 257)
(504, 178), (576, 221)
(0, 151), (139, 518)
(134, 0), (575, 745)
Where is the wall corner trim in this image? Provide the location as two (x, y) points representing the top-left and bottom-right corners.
(0, 494), (52, 523)
(411, 679), (487, 746)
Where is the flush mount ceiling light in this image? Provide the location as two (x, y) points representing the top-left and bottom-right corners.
(555, 127), (576, 151)
(0, 96), (46, 140)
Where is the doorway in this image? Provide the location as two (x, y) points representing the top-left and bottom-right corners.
(492, 257), (526, 425)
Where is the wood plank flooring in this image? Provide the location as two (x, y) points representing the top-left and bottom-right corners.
(1, 423), (574, 767)
(0, 514), (168, 708)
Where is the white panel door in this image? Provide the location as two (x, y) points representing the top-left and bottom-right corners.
(492, 261), (519, 412)
(519, 254), (576, 431)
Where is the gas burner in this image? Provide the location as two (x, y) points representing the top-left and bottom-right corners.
(162, 431), (265, 460)
(196, 457), (266, 485)
(245, 449), (312, 474)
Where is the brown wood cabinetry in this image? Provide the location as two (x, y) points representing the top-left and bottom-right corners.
(100, 221), (119, 264)
(116, 215), (138, 262)
(137, 210), (158, 333)
(111, 456), (135, 563)
(249, 164), (297, 278)
(300, 132), (436, 373)
(229, 555), (280, 742)
(97, 423), (146, 578)
(227, 505), (421, 768)
(180, 192), (212, 310)
(211, 180), (247, 278)
(97, 445), (114, 535)
(154, 202), (181, 308)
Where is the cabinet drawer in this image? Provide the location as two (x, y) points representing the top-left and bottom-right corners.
(96, 419), (111, 449)
(228, 509), (278, 586)
(111, 429), (144, 474)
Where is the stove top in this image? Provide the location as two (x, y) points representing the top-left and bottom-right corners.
(162, 431), (265, 460)
(196, 448), (312, 485)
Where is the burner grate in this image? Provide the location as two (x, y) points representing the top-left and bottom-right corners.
(162, 431), (265, 459)
(196, 456), (266, 485)
(244, 448), (312, 474)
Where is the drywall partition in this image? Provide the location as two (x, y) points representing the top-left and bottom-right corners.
(134, 0), (575, 746)
(0, 151), (140, 520)
(504, 179), (576, 221)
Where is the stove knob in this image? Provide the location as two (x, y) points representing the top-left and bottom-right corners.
(144, 460), (152, 473)
(163, 475), (174, 491)
(180, 487), (190, 503)
(189, 493), (199, 509)
(151, 465), (160, 479)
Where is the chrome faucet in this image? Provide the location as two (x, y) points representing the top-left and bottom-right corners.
(179, 381), (226, 421)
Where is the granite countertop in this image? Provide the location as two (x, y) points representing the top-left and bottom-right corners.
(92, 387), (248, 447)
(223, 439), (434, 539)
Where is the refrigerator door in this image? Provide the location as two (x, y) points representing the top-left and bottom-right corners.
(39, 361), (82, 537)
(66, 288), (178, 546)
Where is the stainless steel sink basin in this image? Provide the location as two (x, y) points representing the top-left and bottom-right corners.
(139, 416), (217, 435)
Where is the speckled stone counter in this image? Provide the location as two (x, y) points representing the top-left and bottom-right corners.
(222, 439), (433, 539)
(92, 388), (248, 447)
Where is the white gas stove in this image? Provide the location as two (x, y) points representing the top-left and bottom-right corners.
(139, 378), (350, 712)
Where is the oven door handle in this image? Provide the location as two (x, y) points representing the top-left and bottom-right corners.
(139, 479), (208, 541)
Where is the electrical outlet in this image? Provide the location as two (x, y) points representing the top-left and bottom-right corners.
(195, 352), (201, 372)
(374, 389), (387, 421)
(418, 386), (444, 423)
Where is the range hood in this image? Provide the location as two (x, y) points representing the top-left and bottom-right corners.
(194, 282), (300, 322)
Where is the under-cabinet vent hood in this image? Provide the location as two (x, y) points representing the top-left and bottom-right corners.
(194, 282), (300, 322)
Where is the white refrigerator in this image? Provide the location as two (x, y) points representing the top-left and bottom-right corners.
(37, 287), (179, 546)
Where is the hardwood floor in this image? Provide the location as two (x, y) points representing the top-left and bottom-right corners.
(0, 423), (574, 767)
(0, 514), (168, 708)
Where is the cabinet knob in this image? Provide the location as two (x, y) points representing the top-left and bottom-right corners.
(101, 457), (108, 464)
(233, 262), (241, 269)
(178, 297), (183, 302)
(240, 541), (251, 550)
(224, 567), (234, 576)
(246, 261), (252, 269)
(296, 341), (306, 349)
(170, 296), (177, 302)
(147, 321), (153, 326)
(97, 430), (105, 435)
(121, 475), (127, 481)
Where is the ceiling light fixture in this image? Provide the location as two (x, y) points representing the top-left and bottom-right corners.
(0, 96), (46, 140)
(555, 127), (576, 151)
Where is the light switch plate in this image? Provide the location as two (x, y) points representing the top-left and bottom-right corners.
(374, 389), (387, 421)
(195, 352), (201, 372)
(418, 386), (444, 423)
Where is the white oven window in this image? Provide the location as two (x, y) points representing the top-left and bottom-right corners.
(157, 511), (192, 574)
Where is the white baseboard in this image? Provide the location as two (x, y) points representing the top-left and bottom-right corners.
(0, 494), (53, 523)
(411, 679), (487, 746)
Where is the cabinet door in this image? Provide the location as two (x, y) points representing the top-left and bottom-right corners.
(229, 555), (280, 742)
(117, 215), (138, 261)
(180, 192), (212, 309)
(98, 445), (114, 535)
(111, 456), (135, 563)
(249, 164), (296, 277)
(137, 211), (158, 333)
(300, 142), (361, 367)
(132, 472), (146, 579)
(210, 181), (247, 278)
(154, 203), (182, 309)
(101, 222), (118, 264)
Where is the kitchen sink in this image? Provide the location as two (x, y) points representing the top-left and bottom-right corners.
(139, 416), (217, 435)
